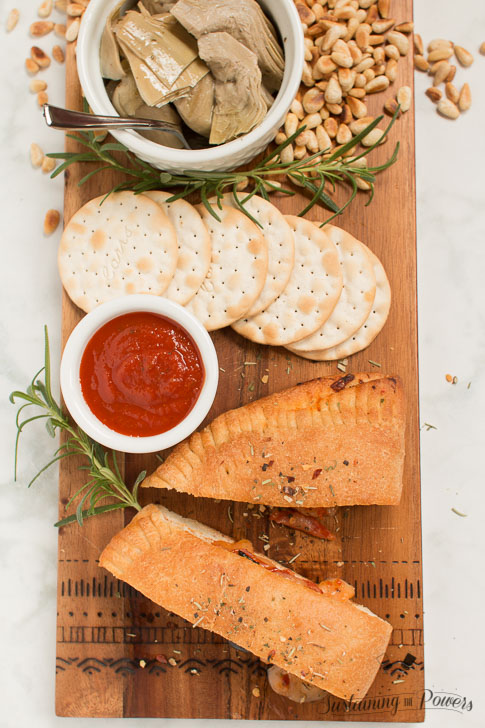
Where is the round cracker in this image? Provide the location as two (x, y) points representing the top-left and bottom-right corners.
(184, 204), (268, 331)
(58, 191), (178, 313)
(232, 215), (342, 346)
(218, 193), (295, 316)
(286, 224), (376, 353)
(292, 245), (391, 360)
(145, 191), (211, 305)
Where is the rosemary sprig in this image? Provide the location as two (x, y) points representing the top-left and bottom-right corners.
(10, 327), (144, 528)
(46, 109), (400, 226)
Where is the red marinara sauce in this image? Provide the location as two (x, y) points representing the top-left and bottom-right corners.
(79, 312), (205, 437)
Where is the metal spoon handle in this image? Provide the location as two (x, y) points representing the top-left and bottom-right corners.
(43, 104), (190, 149)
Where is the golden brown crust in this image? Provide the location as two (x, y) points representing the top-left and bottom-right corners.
(142, 374), (406, 506)
(99, 504), (392, 701)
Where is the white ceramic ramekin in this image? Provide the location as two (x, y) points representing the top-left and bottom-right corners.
(76, 0), (304, 172)
(60, 295), (218, 453)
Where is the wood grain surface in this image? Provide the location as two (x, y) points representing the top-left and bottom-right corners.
(56, 0), (424, 719)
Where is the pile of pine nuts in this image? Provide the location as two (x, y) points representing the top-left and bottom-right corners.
(277, 0), (413, 168)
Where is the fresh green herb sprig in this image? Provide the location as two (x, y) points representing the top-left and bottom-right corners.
(46, 108), (400, 228)
(10, 327), (144, 528)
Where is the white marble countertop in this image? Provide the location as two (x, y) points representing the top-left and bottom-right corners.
(0, 1), (484, 726)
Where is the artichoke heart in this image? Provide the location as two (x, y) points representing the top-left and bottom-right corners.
(171, 0), (284, 91)
(114, 10), (208, 106)
(198, 32), (268, 145)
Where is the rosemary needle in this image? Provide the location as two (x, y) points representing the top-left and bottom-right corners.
(9, 327), (144, 528)
(46, 99), (400, 226)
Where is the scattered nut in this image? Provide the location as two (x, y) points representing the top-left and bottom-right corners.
(428, 39), (452, 52)
(290, 98), (304, 120)
(55, 0), (68, 10)
(437, 98), (460, 120)
(458, 83), (471, 112)
(252, 687), (261, 698)
(31, 46), (51, 68)
(29, 79), (48, 93)
(42, 156), (56, 174)
(454, 45), (474, 67)
(44, 209), (61, 235)
(397, 85), (411, 112)
(427, 47), (454, 62)
(445, 65), (456, 83)
(37, 91), (48, 106)
(67, 3), (84, 17)
(414, 33), (424, 56)
(433, 60), (451, 86)
(384, 98), (400, 116)
(386, 30), (409, 56)
(25, 58), (40, 75)
(378, 0), (390, 18)
(480, 42), (485, 56)
(6, 8), (20, 32)
(445, 82), (459, 104)
(30, 142), (44, 168)
(394, 21), (413, 33)
(54, 23), (66, 37)
(336, 122), (352, 144)
(284, 112), (298, 138)
(30, 20), (54, 36)
(414, 54), (429, 71)
(361, 128), (385, 147)
(65, 17), (80, 42)
(52, 44), (65, 63)
(425, 87), (442, 103)
(365, 76), (390, 93)
(38, 0), (53, 18)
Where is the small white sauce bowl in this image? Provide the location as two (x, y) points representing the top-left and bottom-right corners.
(76, 0), (304, 172)
(60, 295), (219, 453)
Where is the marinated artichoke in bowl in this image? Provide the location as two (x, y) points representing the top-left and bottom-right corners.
(100, 0), (285, 148)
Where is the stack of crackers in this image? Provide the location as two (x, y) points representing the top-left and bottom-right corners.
(58, 190), (390, 361)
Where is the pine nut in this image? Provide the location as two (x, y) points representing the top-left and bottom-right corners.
(361, 127), (385, 146)
(433, 61), (451, 86)
(425, 87), (442, 103)
(42, 156), (56, 174)
(414, 55), (429, 72)
(29, 79), (48, 93)
(6, 8), (20, 32)
(385, 58), (397, 82)
(316, 124), (332, 152)
(44, 209), (61, 236)
(31, 46), (51, 68)
(37, 91), (48, 106)
(67, 3), (85, 17)
(386, 31), (409, 56)
(302, 112), (323, 129)
(279, 144), (294, 164)
(302, 87), (325, 114)
(395, 21), (414, 33)
(365, 76), (389, 93)
(290, 99), (305, 120)
(384, 44), (400, 60)
(325, 76), (342, 104)
(338, 68), (355, 92)
(336, 123), (352, 144)
(55, 23), (66, 37)
(285, 112), (299, 137)
(372, 19), (394, 34)
(324, 117), (338, 138)
(414, 34), (424, 56)
(458, 83), (471, 112)
(326, 102), (343, 114)
(384, 98), (400, 116)
(445, 65), (456, 82)
(38, 0), (53, 18)
(275, 132), (287, 145)
(397, 85), (411, 112)
(348, 87), (366, 98)
(30, 20), (54, 36)
(454, 45), (474, 67)
(479, 42), (485, 56)
(349, 116), (374, 135)
(347, 95), (367, 117)
(313, 55), (337, 78)
(25, 58), (40, 75)
(294, 144), (307, 160)
(65, 17), (80, 41)
(427, 39), (452, 52)
(428, 47), (453, 62)
(377, 0), (389, 18)
(30, 143), (44, 168)
(445, 82), (459, 104)
(437, 98), (460, 120)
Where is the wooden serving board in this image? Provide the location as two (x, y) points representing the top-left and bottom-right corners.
(56, 1), (424, 720)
